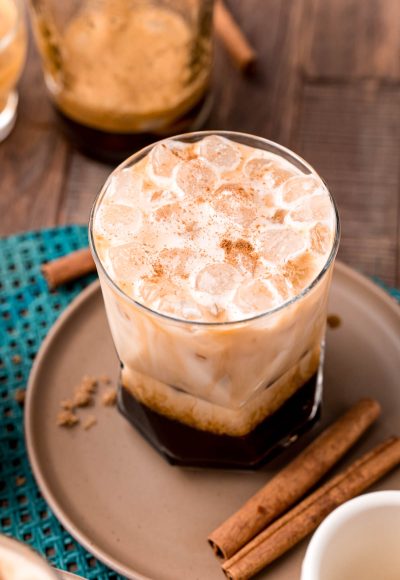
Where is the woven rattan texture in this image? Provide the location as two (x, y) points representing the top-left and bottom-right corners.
(0, 226), (123, 579)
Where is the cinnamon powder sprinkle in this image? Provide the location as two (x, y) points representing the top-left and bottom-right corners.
(152, 262), (164, 278)
(270, 209), (287, 224)
(220, 237), (259, 273)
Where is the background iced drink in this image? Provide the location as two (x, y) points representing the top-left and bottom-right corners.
(0, 0), (26, 141)
(29, 0), (213, 161)
(90, 131), (339, 468)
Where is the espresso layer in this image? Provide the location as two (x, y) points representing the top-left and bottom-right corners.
(121, 344), (320, 436)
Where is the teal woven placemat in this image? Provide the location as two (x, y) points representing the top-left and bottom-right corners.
(0, 226), (399, 579)
(0, 225), (124, 579)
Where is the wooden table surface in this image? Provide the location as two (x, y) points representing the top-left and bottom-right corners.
(1, 0), (400, 286)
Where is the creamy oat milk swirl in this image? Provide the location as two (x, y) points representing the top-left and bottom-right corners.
(90, 131), (339, 468)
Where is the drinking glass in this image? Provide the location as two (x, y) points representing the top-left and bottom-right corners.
(28, 0), (214, 161)
(89, 131), (340, 469)
(0, 0), (27, 142)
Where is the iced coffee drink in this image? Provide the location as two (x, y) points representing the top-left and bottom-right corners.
(90, 131), (339, 468)
(29, 0), (213, 161)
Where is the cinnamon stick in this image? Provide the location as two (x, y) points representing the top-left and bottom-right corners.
(42, 248), (96, 289)
(214, 0), (257, 72)
(223, 436), (400, 580)
(208, 398), (380, 559)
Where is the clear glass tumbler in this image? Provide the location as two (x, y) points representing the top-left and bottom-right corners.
(28, 0), (214, 161)
(0, 0), (27, 142)
(89, 131), (340, 469)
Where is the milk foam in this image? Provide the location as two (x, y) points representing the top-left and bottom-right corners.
(93, 136), (336, 322)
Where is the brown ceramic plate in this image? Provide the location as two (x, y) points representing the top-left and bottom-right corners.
(25, 262), (400, 580)
(59, 571), (85, 580)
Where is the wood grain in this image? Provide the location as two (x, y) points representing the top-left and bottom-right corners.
(0, 34), (69, 235)
(294, 83), (400, 285)
(305, 0), (400, 81)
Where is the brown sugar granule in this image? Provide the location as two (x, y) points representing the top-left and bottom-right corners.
(102, 388), (117, 407)
(80, 375), (98, 394)
(12, 354), (21, 365)
(83, 415), (97, 430)
(72, 389), (92, 408)
(14, 389), (25, 405)
(57, 409), (80, 427)
(61, 399), (74, 410)
(327, 314), (342, 329)
(15, 476), (26, 486)
(71, 375), (97, 408)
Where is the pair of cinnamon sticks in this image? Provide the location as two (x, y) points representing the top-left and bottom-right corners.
(208, 399), (400, 580)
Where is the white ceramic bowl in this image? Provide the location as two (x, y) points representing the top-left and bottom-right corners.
(301, 491), (400, 580)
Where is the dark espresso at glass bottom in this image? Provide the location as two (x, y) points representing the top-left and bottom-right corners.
(54, 93), (212, 163)
(118, 374), (320, 470)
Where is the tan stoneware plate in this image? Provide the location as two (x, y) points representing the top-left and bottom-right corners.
(25, 262), (400, 580)
(59, 571), (85, 580)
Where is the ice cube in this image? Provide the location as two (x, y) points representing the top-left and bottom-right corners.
(147, 188), (180, 208)
(108, 242), (149, 283)
(159, 295), (203, 320)
(290, 195), (332, 222)
(195, 263), (241, 295)
(265, 272), (291, 301)
(211, 183), (257, 226)
(234, 280), (275, 314)
(96, 204), (143, 244)
(243, 157), (273, 180)
(262, 228), (307, 262)
(159, 247), (193, 279)
(138, 279), (202, 320)
(281, 175), (323, 204)
(106, 168), (143, 207)
(148, 142), (183, 179)
(176, 159), (217, 197)
(282, 252), (317, 292)
(199, 135), (241, 171)
(310, 222), (332, 254)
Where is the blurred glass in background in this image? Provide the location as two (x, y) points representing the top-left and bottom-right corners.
(0, 0), (27, 142)
(29, 0), (214, 162)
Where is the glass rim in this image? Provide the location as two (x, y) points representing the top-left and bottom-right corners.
(0, 0), (24, 52)
(89, 130), (340, 328)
